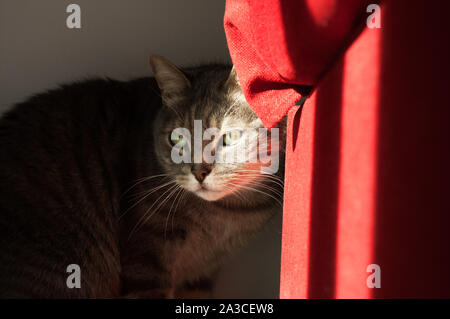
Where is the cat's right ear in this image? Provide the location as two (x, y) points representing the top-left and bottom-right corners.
(149, 55), (190, 105)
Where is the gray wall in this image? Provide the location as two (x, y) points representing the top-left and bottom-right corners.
(0, 0), (281, 298)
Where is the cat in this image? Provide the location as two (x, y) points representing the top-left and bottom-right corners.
(0, 55), (285, 298)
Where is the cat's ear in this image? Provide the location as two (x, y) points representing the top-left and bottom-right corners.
(224, 66), (241, 92)
(225, 66), (247, 105)
(149, 55), (190, 104)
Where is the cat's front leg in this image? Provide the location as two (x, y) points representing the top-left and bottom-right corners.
(120, 257), (176, 299)
(175, 277), (215, 299)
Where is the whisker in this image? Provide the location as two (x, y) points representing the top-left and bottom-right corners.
(227, 182), (283, 207)
(232, 170), (284, 187)
(229, 176), (283, 195)
(231, 174), (285, 189)
(231, 175), (284, 189)
(120, 174), (171, 199)
(164, 186), (183, 239)
(120, 180), (176, 220)
(223, 184), (247, 202)
(240, 180), (284, 197)
(128, 183), (180, 239)
(171, 189), (186, 233)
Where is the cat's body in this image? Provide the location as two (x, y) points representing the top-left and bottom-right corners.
(0, 59), (284, 298)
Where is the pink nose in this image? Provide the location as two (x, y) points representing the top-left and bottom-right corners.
(191, 165), (212, 183)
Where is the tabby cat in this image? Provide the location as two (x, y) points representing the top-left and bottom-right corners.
(0, 56), (284, 298)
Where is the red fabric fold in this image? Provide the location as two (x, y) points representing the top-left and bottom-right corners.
(224, 0), (375, 128)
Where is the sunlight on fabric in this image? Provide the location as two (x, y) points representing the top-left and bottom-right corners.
(305, 0), (337, 27)
(335, 26), (381, 299)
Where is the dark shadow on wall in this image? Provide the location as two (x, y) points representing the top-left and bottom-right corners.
(276, 0), (350, 298)
(307, 61), (344, 299)
(374, 0), (450, 298)
(276, 0), (382, 298)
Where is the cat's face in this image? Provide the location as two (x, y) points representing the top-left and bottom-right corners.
(151, 56), (282, 202)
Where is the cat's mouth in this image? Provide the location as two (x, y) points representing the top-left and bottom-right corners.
(197, 185), (220, 194)
(199, 184), (212, 191)
(197, 186), (218, 193)
(194, 185), (226, 201)
(176, 176), (231, 202)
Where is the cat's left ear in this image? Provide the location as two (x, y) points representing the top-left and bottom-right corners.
(225, 66), (241, 90)
(149, 55), (190, 104)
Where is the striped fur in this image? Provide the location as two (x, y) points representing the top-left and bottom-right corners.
(0, 60), (284, 298)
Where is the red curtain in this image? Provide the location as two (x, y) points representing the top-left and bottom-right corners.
(225, 0), (450, 298)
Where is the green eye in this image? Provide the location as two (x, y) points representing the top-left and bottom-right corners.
(223, 130), (242, 146)
(170, 134), (186, 146)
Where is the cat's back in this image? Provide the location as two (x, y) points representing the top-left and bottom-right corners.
(0, 78), (149, 298)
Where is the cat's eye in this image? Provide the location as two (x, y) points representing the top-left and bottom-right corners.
(170, 134), (186, 146)
(223, 130), (243, 146)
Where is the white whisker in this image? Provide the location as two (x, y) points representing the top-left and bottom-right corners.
(128, 183), (180, 239)
(120, 180), (176, 220)
(228, 182), (283, 207)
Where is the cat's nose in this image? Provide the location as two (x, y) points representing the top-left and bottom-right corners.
(191, 164), (212, 183)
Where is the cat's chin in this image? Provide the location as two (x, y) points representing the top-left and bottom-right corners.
(194, 188), (227, 202)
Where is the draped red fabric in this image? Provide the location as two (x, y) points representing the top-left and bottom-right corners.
(224, 0), (375, 128)
(225, 0), (450, 298)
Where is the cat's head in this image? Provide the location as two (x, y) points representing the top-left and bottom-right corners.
(150, 56), (283, 203)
